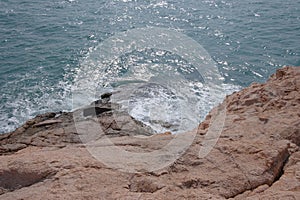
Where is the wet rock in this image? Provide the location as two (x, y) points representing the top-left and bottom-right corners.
(100, 92), (112, 100)
(83, 107), (112, 117)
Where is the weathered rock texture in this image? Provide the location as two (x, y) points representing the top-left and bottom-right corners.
(0, 66), (299, 199)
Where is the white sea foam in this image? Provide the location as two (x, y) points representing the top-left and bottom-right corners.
(72, 27), (241, 134)
(0, 77), (73, 134)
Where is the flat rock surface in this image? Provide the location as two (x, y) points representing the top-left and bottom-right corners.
(0, 66), (299, 199)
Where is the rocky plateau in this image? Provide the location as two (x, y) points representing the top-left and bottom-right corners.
(0, 66), (299, 199)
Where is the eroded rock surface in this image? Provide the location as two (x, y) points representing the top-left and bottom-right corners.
(0, 66), (299, 199)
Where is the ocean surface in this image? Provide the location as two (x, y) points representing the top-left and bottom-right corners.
(1, 0), (299, 134)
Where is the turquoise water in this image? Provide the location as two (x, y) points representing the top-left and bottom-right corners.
(1, 0), (299, 133)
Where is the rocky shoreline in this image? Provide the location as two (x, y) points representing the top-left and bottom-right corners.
(0, 66), (299, 199)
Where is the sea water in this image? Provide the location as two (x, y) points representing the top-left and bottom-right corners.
(1, 0), (299, 133)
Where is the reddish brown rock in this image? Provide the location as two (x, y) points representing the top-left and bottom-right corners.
(0, 66), (299, 199)
(33, 120), (63, 127)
